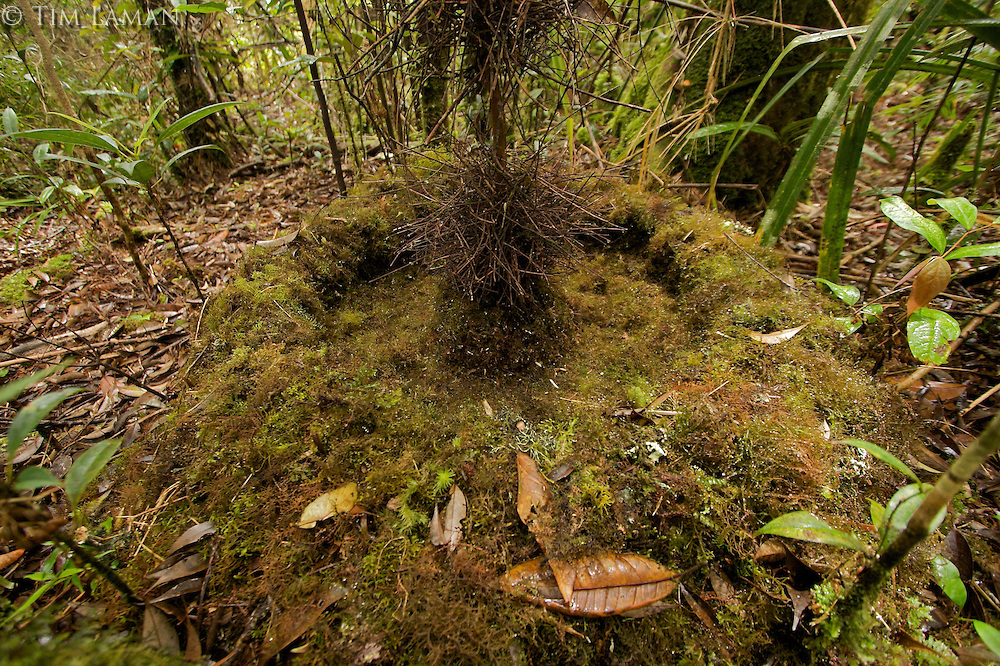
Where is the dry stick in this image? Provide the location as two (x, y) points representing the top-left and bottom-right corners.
(13, 0), (151, 290)
(895, 299), (1000, 391)
(145, 186), (205, 301)
(838, 411), (1000, 627)
(292, 0), (349, 196)
(962, 382), (1000, 416)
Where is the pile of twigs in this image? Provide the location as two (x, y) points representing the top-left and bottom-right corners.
(400, 152), (611, 307)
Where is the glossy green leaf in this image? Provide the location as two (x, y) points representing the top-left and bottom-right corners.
(64, 439), (120, 510)
(756, 511), (866, 551)
(930, 196), (977, 229)
(869, 499), (885, 530)
(862, 303), (884, 321)
(844, 439), (919, 483)
(2, 108), (17, 135)
(932, 555), (967, 608)
(835, 317), (862, 334)
(881, 483), (946, 549)
(7, 129), (119, 152)
(7, 388), (83, 462)
(13, 466), (62, 492)
(907, 308), (961, 364)
(814, 278), (860, 305)
(880, 196), (946, 254)
(160, 102), (240, 145)
(974, 620), (1000, 655)
(945, 241), (1000, 260)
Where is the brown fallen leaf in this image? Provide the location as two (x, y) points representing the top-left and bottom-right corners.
(747, 324), (807, 344)
(149, 578), (204, 604)
(516, 453), (551, 524)
(148, 553), (207, 588)
(500, 553), (677, 617)
(167, 521), (216, 556)
(142, 604), (180, 655)
(298, 482), (358, 529)
(907, 257), (951, 317)
(680, 583), (716, 629)
(259, 586), (346, 663)
(429, 485), (468, 551)
(786, 585), (812, 632)
(0, 549), (25, 569)
(709, 567), (735, 604)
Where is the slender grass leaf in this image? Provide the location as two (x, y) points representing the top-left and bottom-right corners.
(692, 122), (778, 143)
(2, 108), (17, 135)
(907, 308), (960, 364)
(175, 2), (227, 12)
(7, 129), (119, 152)
(160, 102), (241, 145)
(813, 278), (860, 305)
(930, 196), (977, 229)
(7, 388), (83, 462)
(756, 511), (866, 551)
(974, 621), (1000, 655)
(13, 466), (62, 492)
(161, 144), (223, 175)
(758, 0), (912, 246)
(881, 196), (946, 253)
(844, 439), (919, 483)
(942, 1), (1000, 51)
(944, 241), (1000, 259)
(64, 439), (120, 510)
(0, 362), (68, 405)
(932, 555), (967, 608)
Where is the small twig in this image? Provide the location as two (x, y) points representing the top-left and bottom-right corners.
(962, 383), (1000, 416)
(722, 232), (796, 291)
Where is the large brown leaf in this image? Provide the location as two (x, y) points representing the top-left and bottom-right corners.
(500, 553), (677, 617)
(907, 256), (951, 317)
(516, 453), (551, 524)
(258, 586), (346, 662)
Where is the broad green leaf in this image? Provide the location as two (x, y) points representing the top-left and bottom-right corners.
(64, 439), (120, 510)
(32, 143), (49, 164)
(814, 278), (860, 305)
(907, 308), (961, 364)
(835, 317), (862, 334)
(862, 303), (884, 321)
(945, 241), (1000, 260)
(7, 388), (83, 462)
(756, 511), (866, 551)
(7, 129), (119, 153)
(2, 108), (17, 135)
(13, 466), (62, 492)
(160, 102), (241, 145)
(882, 483), (946, 548)
(0, 363), (67, 405)
(932, 555), (967, 608)
(880, 196), (946, 254)
(844, 439), (919, 483)
(929, 196), (977, 229)
(974, 621), (1000, 656)
(119, 160), (156, 185)
(869, 499), (885, 530)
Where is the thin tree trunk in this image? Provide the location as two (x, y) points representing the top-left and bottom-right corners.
(291, 0), (349, 196)
(13, 0), (151, 289)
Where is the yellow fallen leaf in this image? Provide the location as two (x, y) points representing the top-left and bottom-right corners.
(298, 482), (358, 529)
(747, 324), (807, 344)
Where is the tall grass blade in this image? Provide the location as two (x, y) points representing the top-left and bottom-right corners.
(757, 0), (911, 247)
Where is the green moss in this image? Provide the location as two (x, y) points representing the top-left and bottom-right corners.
(0, 270), (30, 304)
(113, 183), (931, 664)
(40, 253), (74, 280)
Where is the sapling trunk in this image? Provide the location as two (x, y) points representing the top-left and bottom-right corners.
(838, 412), (1000, 624)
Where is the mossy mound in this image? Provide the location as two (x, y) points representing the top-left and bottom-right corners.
(122, 186), (932, 664)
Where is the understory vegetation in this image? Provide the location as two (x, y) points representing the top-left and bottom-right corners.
(0, 0), (999, 663)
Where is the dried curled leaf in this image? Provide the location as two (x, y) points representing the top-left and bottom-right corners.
(747, 324), (807, 344)
(516, 453), (551, 524)
(907, 256), (951, 317)
(167, 521), (216, 556)
(429, 485), (467, 551)
(298, 482), (358, 529)
(500, 553), (677, 617)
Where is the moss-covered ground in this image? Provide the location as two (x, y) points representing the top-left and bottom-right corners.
(116, 184), (936, 664)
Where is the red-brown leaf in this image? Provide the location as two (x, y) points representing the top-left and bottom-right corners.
(516, 453), (551, 525)
(500, 553), (677, 617)
(907, 256), (951, 317)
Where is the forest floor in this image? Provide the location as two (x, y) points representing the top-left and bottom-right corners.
(1, 134), (999, 664)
